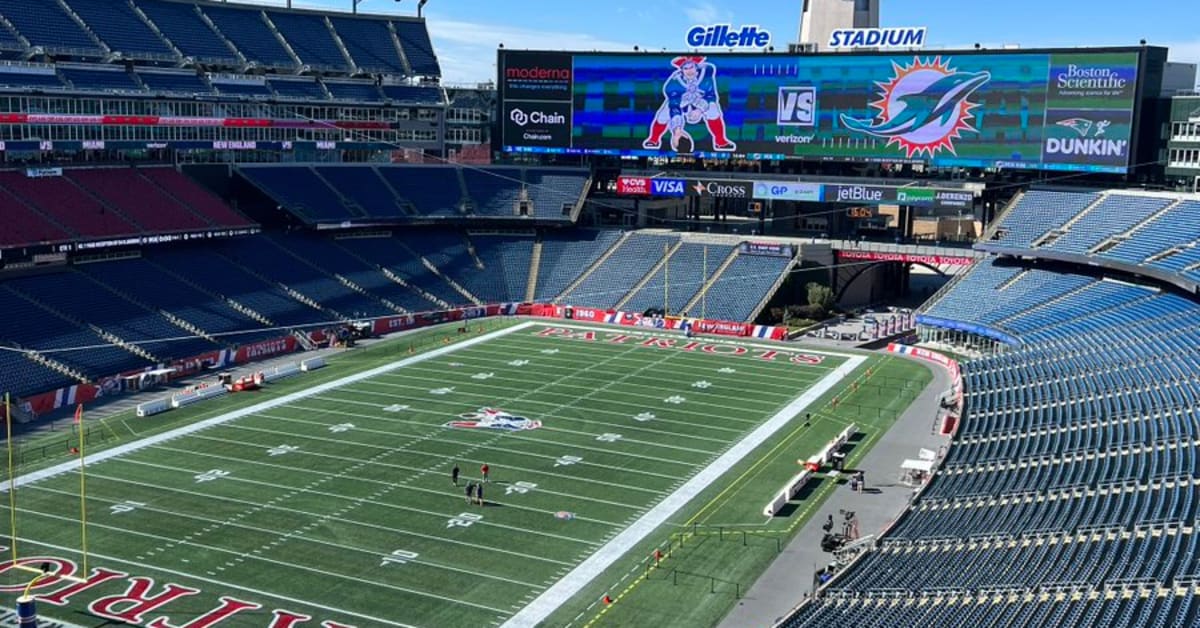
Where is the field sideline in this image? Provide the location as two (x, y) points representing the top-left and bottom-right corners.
(0, 319), (927, 628)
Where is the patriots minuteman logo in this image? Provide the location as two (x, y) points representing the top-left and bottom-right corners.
(841, 56), (989, 158)
(445, 408), (542, 431)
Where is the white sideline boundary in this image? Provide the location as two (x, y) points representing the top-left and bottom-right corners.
(2, 321), (536, 492)
(501, 352), (868, 628)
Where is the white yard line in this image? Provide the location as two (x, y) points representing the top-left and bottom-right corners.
(74, 471), (574, 566)
(1, 321), (537, 492)
(500, 353), (868, 628)
(29, 484), (545, 589)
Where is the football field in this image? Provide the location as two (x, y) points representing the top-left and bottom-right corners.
(0, 320), (922, 628)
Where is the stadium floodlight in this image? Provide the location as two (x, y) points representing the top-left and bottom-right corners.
(393, 0), (431, 17)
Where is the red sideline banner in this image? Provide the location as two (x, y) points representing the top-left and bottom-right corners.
(529, 304), (787, 340)
(886, 343), (964, 434)
(836, 250), (975, 266)
(19, 301), (771, 417)
(21, 336), (294, 417)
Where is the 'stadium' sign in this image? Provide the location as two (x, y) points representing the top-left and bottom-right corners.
(828, 27), (927, 50)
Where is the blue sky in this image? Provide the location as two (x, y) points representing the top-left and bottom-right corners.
(261, 0), (1199, 84)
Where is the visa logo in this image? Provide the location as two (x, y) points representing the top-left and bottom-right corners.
(777, 87), (816, 127)
(651, 178), (685, 196)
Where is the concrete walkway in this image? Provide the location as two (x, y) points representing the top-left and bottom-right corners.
(717, 353), (952, 628)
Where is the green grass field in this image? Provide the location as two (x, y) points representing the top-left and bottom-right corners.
(0, 319), (929, 628)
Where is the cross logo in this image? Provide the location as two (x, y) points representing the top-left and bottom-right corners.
(329, 423), (355, 433)
(665, 395), (686, 404)
(634, 412), (656, 422)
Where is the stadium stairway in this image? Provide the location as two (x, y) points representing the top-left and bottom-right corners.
(323, 235), (447, 311)
(310, 168), (369, 219)
(612, 239), (683, 311)
(259, 233), (407, 315)
(1091, 199), (1184, 257)
(680, 246), (741, 315)
(1032, 192), (1109, 248)
(525, 237), (543, 303)
(552, 231), (631, 303)
(749, 262), (793, 321)
(64, 174), (148, 233)
(144, 257), (275, 328)
(395, 235), (482, 306)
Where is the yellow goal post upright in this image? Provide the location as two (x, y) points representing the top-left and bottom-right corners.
(5, 394), (91, 625)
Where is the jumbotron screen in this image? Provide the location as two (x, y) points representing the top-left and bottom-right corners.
(498, 48), (1142, 173)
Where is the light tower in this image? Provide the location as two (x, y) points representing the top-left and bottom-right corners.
(793, 0), (879, 52)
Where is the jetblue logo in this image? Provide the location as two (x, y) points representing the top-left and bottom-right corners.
(651, 178), (686, 197)
(686, 24), (771, 49)
(778, 87), (816, 127)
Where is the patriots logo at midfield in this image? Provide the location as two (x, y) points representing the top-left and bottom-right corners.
(840, 57), (989, 158)
(446, 408), (542, 431)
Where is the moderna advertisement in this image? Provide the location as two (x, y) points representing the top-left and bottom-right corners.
(498, 48), (1142, 173)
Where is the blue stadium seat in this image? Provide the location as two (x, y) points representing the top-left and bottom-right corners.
(377, 167), (463, 216)
(622, 243), (735, 315)
(268, 77), (327, 100)
(238, 166), (354, 222)
(991, 190), (1099, 247)
(137, 70), (212, 96)
(381, 84), (442, 103)
(324, 80), (382, 102)
(328, 16), (405, 74)
(200, 4), (295, 68)
(267, 10), (348, 70)
(462, 169), (523, 217)
(0, 0), (103, 55)
(0, 67), (64, 90)
(391, 19), (439, 76)
(525, 169), (588, 219)
(137, 0), (238, 64)
(1044, 194), (1172, 254)
(64, 0), (173, 59)
(313, 167), (406, 219)
(211, 79), (272, 98)
(699, 253), (792, 322)
(560, 233), (679, 309)
(59, 66), (141, 92)
(534, 231), (622, 302)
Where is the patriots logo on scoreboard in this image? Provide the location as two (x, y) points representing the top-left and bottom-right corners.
(1056, 117), (1110, 138)
(840, 57), (989, 159)
(445, 408), (542, 431)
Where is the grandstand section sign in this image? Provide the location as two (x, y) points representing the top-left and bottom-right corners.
(498, 47), (1147, 173)
(837, 250), (976, 266)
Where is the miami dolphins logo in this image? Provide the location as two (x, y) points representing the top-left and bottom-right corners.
(840, 57), (989, 158)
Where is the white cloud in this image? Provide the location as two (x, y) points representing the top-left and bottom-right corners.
(684, 1), (730, 25)
(430, 19), (635, 84)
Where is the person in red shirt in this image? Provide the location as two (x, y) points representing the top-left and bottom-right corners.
(481, 463), (490, 483)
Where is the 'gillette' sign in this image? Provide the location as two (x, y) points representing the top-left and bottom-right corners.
(828, 27), (927, 50)
(687, 24), (771, 49)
